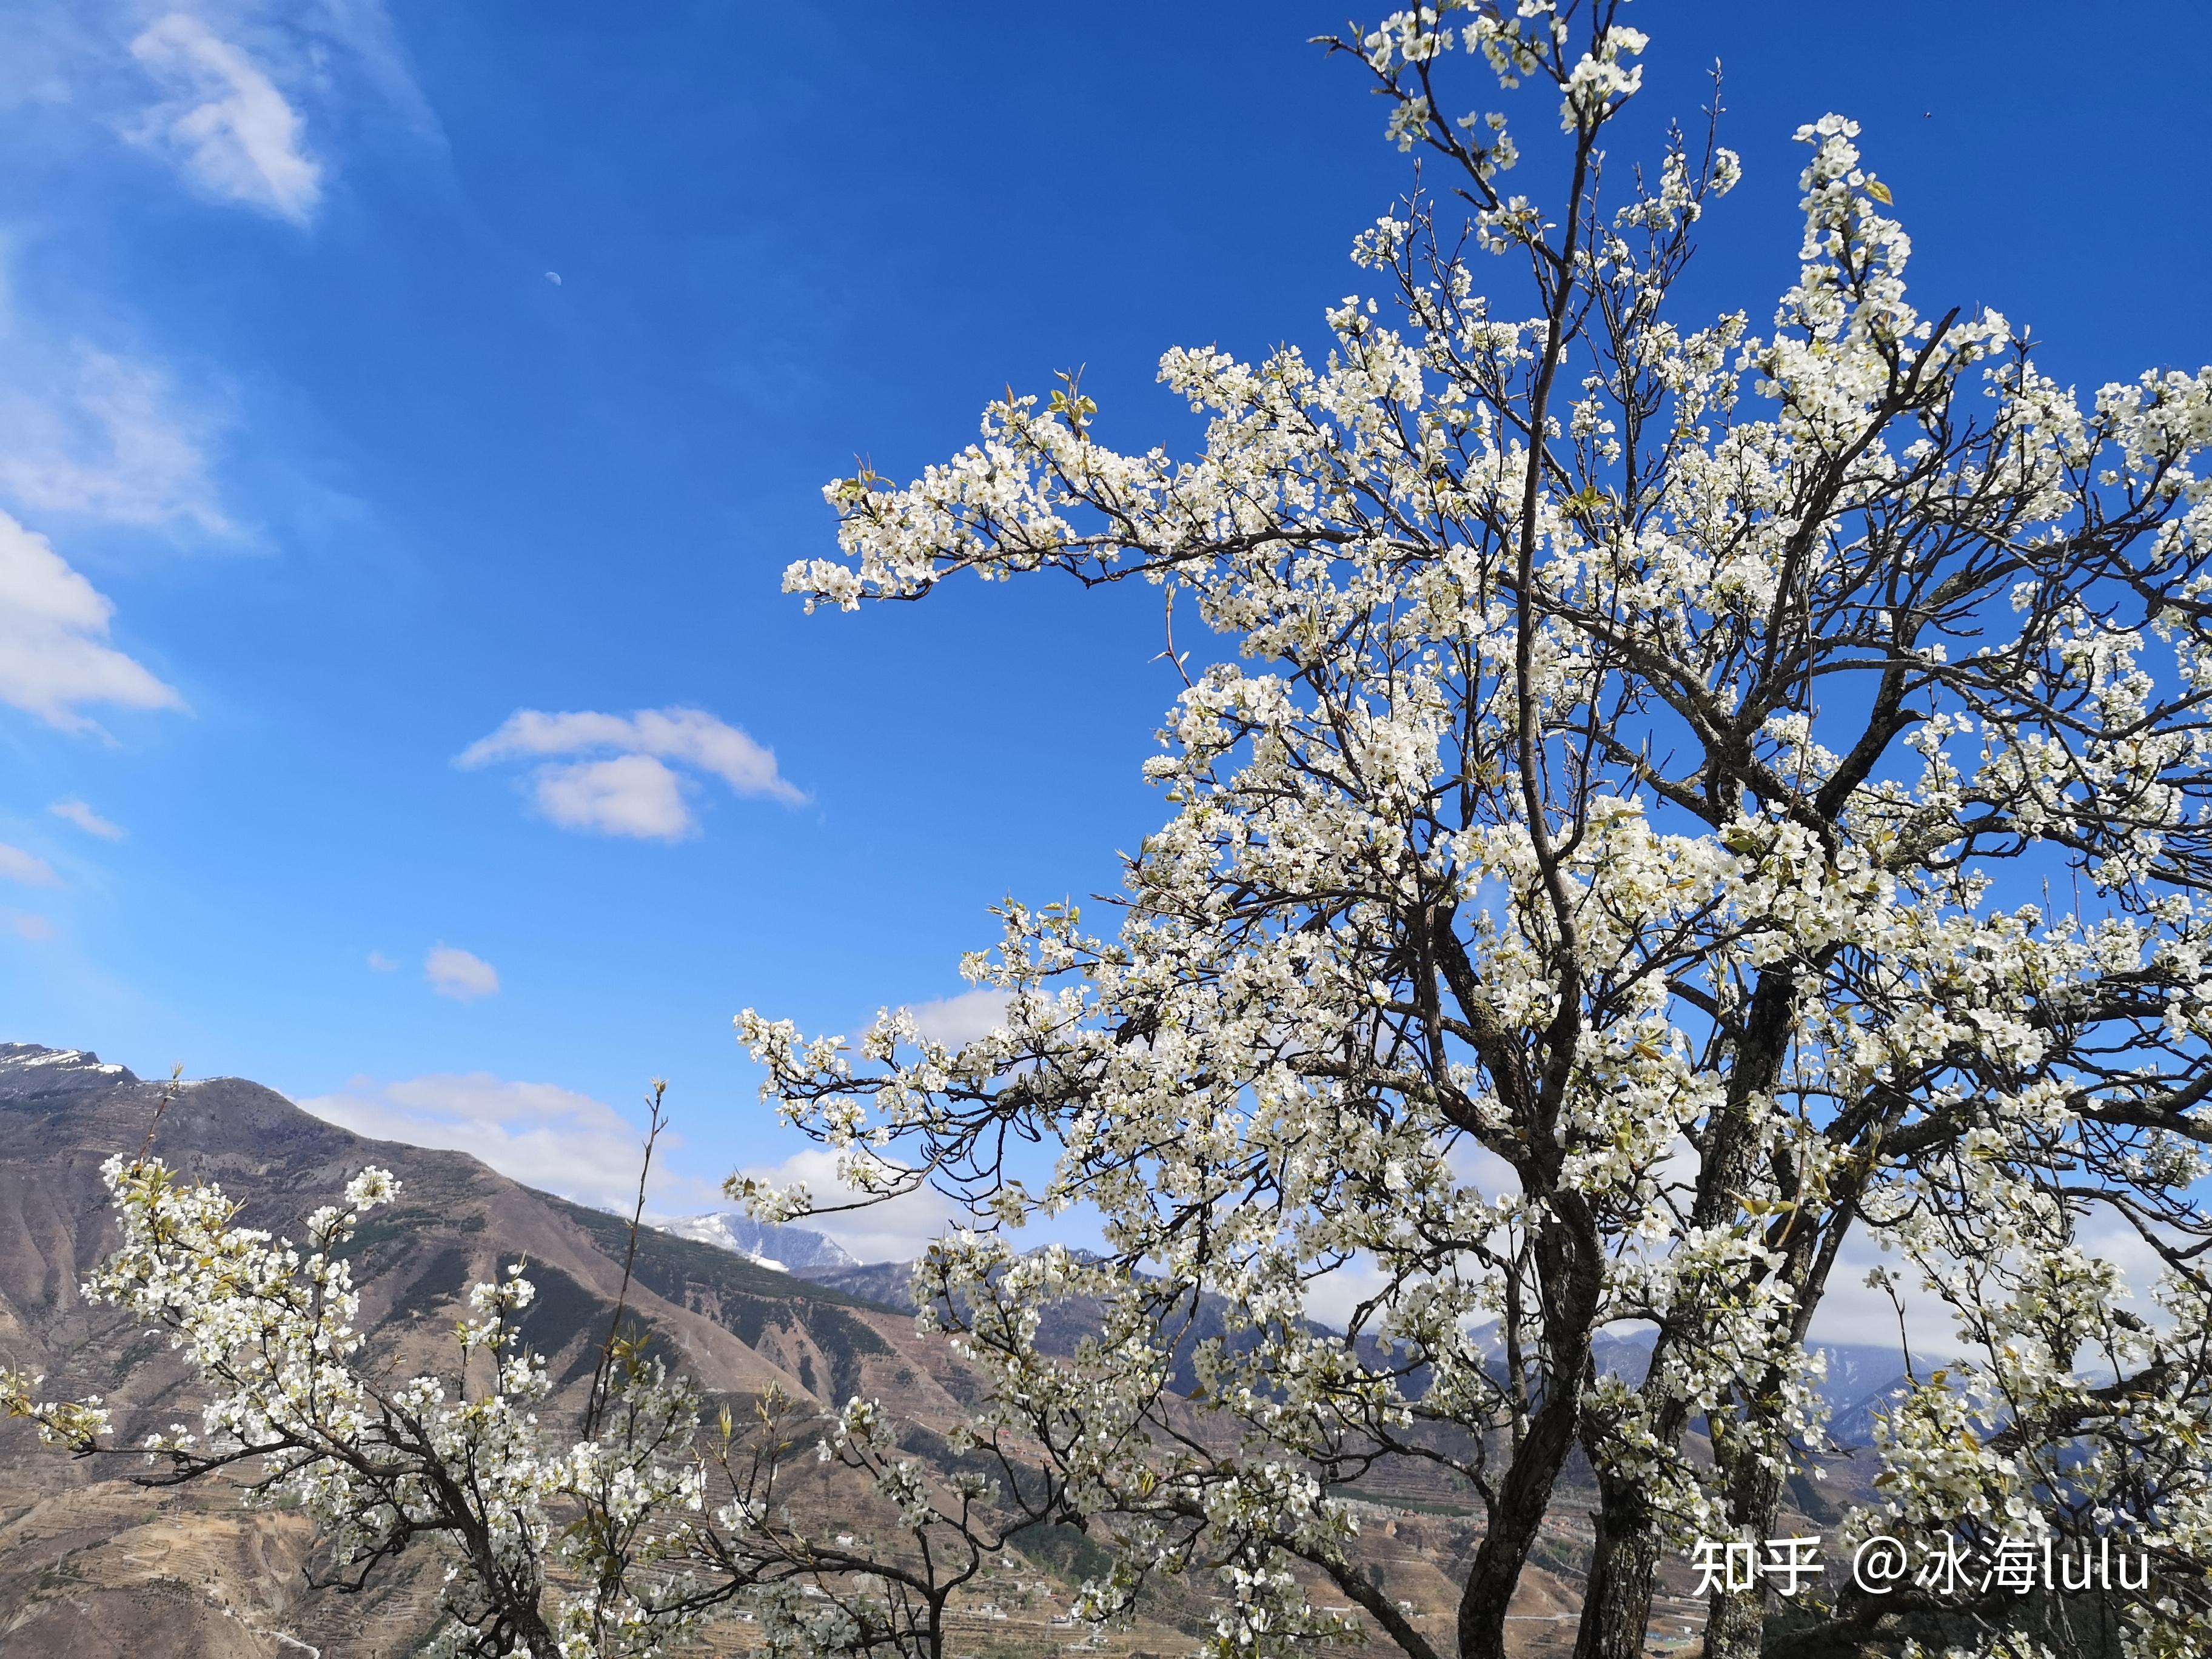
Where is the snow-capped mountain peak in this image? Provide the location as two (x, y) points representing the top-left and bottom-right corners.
(656, 1211), (859, 1273)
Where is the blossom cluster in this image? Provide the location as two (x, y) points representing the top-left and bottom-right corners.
(750, 7), (2212, 1656)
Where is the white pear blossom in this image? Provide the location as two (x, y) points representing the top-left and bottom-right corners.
(751, 7), (2212, 1658)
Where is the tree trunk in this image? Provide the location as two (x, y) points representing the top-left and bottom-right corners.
(1572, 1462), (1666, 1659)
(1702, 1410), (1790, 1659)
(1456, 1374), (1586, 1659)
(1703, 1579), (1771, 1659)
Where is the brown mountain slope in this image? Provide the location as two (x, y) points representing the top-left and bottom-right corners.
(0, 1045), (969, 1655)
(0, 1045), (873, 1410)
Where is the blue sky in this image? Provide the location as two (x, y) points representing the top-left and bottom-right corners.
(2, 0), (2210, 1273)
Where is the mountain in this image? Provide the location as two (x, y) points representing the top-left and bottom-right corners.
(0, 1044), (977, 1657)
(0, 1042), (1744, 1655)
(655, 1210), (859, 1273)
(0, 1044), (911, 1413)
(830, 1262), (1915, 1440)
(794, 1257), (922, 1303)
(1574, 1326), (1919, 1421)
(1828, 1369), (1945, 1450)
(0, 1044), (1516, 1657)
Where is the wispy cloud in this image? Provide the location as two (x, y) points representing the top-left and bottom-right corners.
(266, 0), (443, 147)
(0, 226), (232, 540)
(50, 797), (124, 839)
(0, 332), (231, 537)
(425, 943), (498, 1002)
(1, 1), (443, 201)
(0, 508), (184, 732)
(298, 1071), (718, 1214)
(3, 911), (56, 942)
(0, 844), (61, 888)
(127, 13), (321, 223)
(366, 949), (396, 971)
(458, 706), (806, 840)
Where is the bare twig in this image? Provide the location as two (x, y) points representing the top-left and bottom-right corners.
(132, 1062), (186, 1171)
(585, 1079), (668, 1441)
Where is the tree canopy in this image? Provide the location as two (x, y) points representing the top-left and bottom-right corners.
(752, 5), (2212, 1655)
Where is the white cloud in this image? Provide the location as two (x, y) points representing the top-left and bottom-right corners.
(457, 706), (806, 839)
(365, 949), (395, 971)
(298, 1071), (719, 1214)
(50, 797), (124, 839)
(535, 754), (691, 840)
(425, 942), (498, 1002)
(903, 988), (1011, 1049)
(1808, 1228), (1968, 1357)
(1805, 1204), (2176, 1361)
(1301, 1256), (1397, 1336)
(0, 508), (184, 731)
(4, 911), (55, 941)
(127, 13), (321, 224)
(0, 844), (60, 888)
